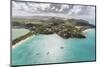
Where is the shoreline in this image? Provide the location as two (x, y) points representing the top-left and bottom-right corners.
(83, 28), (95, 33)
(12, 28), (95, 49)
(12, 35), (35, 48)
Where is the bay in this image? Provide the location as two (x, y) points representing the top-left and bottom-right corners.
(12, 29), (96, 65)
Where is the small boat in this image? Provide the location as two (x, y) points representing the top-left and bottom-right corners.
(47, 52), (50, 55)
(60, 46), (64, 49)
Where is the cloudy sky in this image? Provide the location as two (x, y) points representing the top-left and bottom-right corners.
(12, 1), (95, 19)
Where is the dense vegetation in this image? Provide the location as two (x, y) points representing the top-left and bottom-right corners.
(12, 17), (95, 45)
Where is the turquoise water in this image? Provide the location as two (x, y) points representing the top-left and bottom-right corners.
(12, 29), (96, 65)
(12, 29), (30, 40)
(86, 19), (95, 25)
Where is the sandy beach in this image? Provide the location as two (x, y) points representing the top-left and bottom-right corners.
(83, 28), (94, 33)
(12, 35), (35, 48)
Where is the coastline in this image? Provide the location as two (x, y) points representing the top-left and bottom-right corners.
(83, 28), (95, 33)
(12, 35), (35, 48)
(12, 28), (95, 49)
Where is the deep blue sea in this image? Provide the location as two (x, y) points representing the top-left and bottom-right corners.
(12, 29), (96, 65)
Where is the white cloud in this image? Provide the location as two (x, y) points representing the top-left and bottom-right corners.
(12, 1), (95, 19)
(68, 5), (83, 15)
(59, 5), (69, 12)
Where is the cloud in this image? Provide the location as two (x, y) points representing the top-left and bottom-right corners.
(12, 1), (95, 19)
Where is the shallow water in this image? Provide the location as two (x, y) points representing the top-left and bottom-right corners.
(12, 29), (30, 40)
(12, 29), (96, 65)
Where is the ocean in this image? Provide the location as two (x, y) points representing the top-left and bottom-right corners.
(12, 29), (96, 65)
